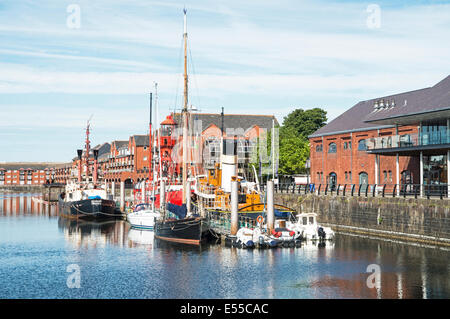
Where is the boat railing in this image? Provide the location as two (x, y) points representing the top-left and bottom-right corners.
(208, 211), (258, 234)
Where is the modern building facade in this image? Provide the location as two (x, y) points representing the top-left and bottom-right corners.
(309, 75), (450, 195)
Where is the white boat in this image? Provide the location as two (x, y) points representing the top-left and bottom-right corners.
(127, 203), (161, 230)
(287, 212), (335, 241)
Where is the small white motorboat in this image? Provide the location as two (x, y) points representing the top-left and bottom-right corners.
(127, 203), (161, 230)
(236, 227), (255, 248)
(287, 212), (335, 241)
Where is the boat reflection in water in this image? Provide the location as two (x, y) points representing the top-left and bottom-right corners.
(58, 217), (129, 248)
(128, 228), (155, 246)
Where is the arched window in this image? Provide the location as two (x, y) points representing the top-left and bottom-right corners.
(359, 172), (368, 185)
(329, 172), (337, 190)
(316, 144), (323, 152)
(328, 142), (337, 153)
(358, 139), (367, 151)
(401, 170), (412, 184)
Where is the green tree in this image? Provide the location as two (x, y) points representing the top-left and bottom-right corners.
(250, 108), (327, 177)
(278, 126), (309, 175)
(282, 108), (327, 139)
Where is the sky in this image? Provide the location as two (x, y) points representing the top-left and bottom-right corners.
(0, 0), (449, 162)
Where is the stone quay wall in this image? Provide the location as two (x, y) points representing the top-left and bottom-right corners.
(275, 193), (450, 246)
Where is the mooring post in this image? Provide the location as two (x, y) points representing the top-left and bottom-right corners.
(267, 179), (275, 234)
(120, 181), (125, 212)
(230, 180), (239, 235)
(160, 180), (166, 212)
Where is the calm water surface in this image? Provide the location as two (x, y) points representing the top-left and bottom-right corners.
(0, 193), (449, 299)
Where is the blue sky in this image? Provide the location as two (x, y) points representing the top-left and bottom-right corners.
(1, 0), (449, 162)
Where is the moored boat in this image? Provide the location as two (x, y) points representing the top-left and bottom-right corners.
(59, 182), (120, 219)
(154, 9), (211, 246)
(287, 212), (335, 241)
(127, 203), (161, 230)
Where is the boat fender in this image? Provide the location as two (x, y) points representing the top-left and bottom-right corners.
(269, 240), (278, 248)
(271, 229), (282, 238)
(245, 240), (254, 248)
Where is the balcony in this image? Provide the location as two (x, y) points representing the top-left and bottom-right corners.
(366, 131), (450, 156)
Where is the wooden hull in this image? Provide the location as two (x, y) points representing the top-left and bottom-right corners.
(154, 217), (210, 245)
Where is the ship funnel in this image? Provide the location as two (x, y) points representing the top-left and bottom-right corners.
(221, 138), (237, 192)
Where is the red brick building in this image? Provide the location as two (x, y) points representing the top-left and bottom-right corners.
(309, 75), (450, 194)
(49, 112), (277, 186)
(0, 163), (65, 186)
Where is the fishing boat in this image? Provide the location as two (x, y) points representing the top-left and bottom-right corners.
(154, 9), (211, 245)
(59, 119), (120, 220)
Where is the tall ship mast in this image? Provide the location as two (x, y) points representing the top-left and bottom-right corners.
(182, 7), (189, 207)
(154, 8), (211, 245)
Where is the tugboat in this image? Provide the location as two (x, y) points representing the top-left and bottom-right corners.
(59, 119), (120, 220)
(154, 9), (211, 245)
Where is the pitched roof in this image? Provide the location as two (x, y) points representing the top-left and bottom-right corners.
(112, 140), (129, 149)
(132, 135), (149, 147)
(364, 75), (450, 123)
(310, 75), (450, 138)
(0, 162), (66, 171)
(172, 112), (278, 133)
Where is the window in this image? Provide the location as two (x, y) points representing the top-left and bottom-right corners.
(349, 171), (352, 182)
(345, 171), (348, 180)
(358, 139), (367, 151)
(343, 142), (348, 150)
(328, 142), (337, 153)
(383, 170), (387, 182)
(316, 144), (323, 152)
(348, 141), (352, 149)
(388, 170), (392, 182)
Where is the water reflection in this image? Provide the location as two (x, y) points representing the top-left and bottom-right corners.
(1, 193), (449, 298)
(0, 192), (58, 216)
(128, 228), (155, 246)
(58, 217), (129, 248)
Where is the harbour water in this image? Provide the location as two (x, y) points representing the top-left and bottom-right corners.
(0, 193), (449, 299)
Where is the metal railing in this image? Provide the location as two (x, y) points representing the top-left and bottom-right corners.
(366, 131), (450, 151)
(208, 211), (257, 235)
(261, 183), (450, 199)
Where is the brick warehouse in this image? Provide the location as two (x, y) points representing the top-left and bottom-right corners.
(10, 112), (277, 186)
(309, 75), (450, 195)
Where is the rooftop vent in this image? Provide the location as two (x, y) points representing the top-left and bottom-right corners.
(403, 99), (407, 107)
(379, 100), (385, 108)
